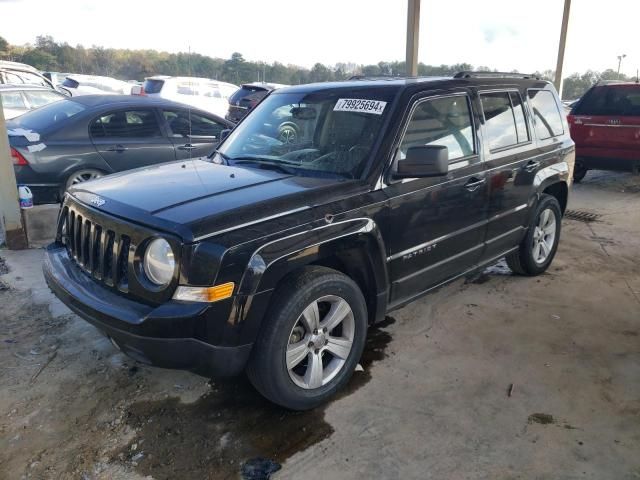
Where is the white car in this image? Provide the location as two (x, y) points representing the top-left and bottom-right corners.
(0, 84), (66, 119)
(134, 76), (238, 118)
(61, 74), (133, 96)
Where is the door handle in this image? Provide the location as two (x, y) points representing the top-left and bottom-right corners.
(177, 144), (196, 151)
(106, 145), (127, 152)
(464, 177), (486, 191)
(523, 160), (540, 172)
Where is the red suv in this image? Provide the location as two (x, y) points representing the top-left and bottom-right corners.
(567, 82), (640, 182)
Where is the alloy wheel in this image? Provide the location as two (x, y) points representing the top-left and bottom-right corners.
(66, 170), (103, 189)
(286, 295), (355, 390)
(532, 208), (556, 264)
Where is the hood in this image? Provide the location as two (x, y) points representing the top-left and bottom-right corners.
(70, 160), (363, 242)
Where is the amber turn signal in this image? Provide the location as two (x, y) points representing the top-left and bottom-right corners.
(173, 282), (235, 303)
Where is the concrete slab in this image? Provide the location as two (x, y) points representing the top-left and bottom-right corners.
(0, 171), (638, 479)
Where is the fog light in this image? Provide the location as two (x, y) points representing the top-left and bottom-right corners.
(173, 282), (235, 302)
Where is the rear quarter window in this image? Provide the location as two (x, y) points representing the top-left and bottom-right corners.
(527, 89), (564, 140)
(8, 98), (85, 132)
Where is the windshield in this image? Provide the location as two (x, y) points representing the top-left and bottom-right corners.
(8, 98), (85, 132)
(217, 91), (394, 179)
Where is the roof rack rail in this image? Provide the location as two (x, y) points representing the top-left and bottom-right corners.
(348, 74), (403, 81)
(595, 79), (630, 85)
(453, 71), (540, 80)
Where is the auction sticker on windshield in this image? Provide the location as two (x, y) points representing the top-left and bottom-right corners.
(334, 98), (387, 115)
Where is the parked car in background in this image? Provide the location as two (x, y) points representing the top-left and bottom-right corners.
(61, 75), (133, 96)
(132, 76), (238, 118)
(568, 81), (640, 181)
(1, 84), (66, 119)
(0, 61), (57, 90)
(42, 71), (68, 86)
(8, 95), (233, 204)
(226, 82), (287, 123)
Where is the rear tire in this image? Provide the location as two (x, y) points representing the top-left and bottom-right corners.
(246, 266), (367, 410)
(506, 194), (562, 276)
(573, 162), (587, 183)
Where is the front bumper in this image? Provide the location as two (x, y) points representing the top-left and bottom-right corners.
(43, 244), (252, 377)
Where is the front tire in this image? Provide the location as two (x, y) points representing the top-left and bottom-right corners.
(506, 194), (562, 276)
(247, 266), (367, 410)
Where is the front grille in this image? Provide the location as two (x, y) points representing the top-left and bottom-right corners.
(60, 204), (131, 292)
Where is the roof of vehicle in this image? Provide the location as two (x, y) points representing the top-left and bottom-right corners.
(0, 60), (40, 73)
(66, 74), (130, 84)
(63, 95), (234, 124)
(278, 74), (552, 95)
(0, 84), (62, 92)
(241, 82), (288, 90)
(593, 80), (640, 87)
(146, 76), (237, 86)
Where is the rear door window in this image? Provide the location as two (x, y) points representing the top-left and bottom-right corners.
(13, 71), (49, 87)
(527, 90), (564, 139)
(1, 91), (27, 109)
(163, 110), (225, 138)
(90, 110), (162, 138)
(399, 95), (475, 162)
(480, 91), (530, 150)
(573, 85), (640, 117)
(4, 72), (24, 84)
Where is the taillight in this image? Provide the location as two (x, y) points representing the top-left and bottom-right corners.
(10, 147), (29, 166)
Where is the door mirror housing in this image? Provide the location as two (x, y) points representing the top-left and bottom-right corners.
(394, 145), (449, 178)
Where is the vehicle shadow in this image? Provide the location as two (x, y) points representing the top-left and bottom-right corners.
(114, 317), (395, 479)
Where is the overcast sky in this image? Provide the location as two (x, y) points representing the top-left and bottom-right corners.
(2, 0), (639, 77)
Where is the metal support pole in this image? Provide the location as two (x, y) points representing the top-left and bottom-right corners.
(406, 0), (421, 77)
(0, 97), (28, 249)
(554, 0), (572, 98)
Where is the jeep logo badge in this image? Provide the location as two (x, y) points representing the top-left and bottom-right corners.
(88, 195), (106, 207)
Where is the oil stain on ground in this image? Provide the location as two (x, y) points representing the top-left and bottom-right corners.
(115, 317), (395, 480)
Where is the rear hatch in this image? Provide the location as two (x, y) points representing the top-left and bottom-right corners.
(226, 85), (269, 123)
(568, 84), (640, 160)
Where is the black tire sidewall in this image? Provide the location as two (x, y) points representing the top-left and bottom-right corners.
(573, 162), (587, 182)
(520, 195), (562, 275)
(249, 268), (367, 409)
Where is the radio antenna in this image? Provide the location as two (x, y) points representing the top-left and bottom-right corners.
(187, 45), (206, 191)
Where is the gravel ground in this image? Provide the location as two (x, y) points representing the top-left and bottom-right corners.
(0, 171), (638, 480)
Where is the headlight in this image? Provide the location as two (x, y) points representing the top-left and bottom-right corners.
(143, 238), (175, 286)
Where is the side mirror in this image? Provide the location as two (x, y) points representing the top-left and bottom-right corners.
(220, 129), (232, 142)
(395, 145), (449, 178)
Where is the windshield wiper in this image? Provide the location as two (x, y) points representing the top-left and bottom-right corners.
(231, 157), (296, 175)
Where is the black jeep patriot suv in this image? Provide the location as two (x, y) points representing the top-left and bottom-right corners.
(44, 72), (575, 410)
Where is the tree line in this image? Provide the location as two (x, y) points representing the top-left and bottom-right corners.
(0, 36), (636, 99)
